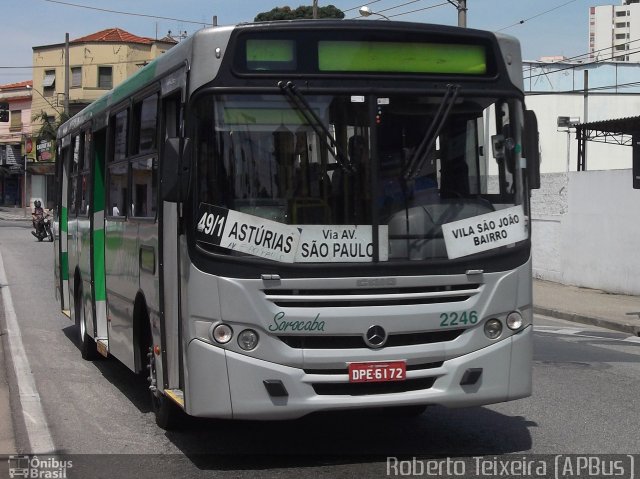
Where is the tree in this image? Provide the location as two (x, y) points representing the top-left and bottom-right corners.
(254, 5), (344, 21)
(31, 110), (70, 141)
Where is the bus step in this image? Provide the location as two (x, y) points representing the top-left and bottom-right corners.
(96, 339), (109, 358)
(61, 310), (71, 319)
(165, 389), (185, 409)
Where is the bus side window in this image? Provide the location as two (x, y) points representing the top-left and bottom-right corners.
(107, 109), (129, 218)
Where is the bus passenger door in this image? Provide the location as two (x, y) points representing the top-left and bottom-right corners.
(91, 128), (109, 347)
(59, 139), (71, 315)
(157, 86), (184, 395)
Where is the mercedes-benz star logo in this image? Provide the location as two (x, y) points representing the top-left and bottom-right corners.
(364, 325), (387, 349)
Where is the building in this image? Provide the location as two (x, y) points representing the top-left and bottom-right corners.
(0, 81), (32, 207)
(589, 0), (640, 62)
(28, 28), (177, 207)
(523, 58), (640, 295)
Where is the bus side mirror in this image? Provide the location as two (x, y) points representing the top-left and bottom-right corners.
(633, 133), (640, 189)
(523, 110), (540, 190)
(161, 138), (191, 202)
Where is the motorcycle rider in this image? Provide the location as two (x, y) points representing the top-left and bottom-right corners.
(31, 200), (45, 239)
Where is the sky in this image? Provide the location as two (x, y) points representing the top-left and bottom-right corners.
(0, 0), (597, 85)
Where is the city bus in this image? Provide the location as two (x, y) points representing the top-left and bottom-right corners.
(54, 19), (540, 429)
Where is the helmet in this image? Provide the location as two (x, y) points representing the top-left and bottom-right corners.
(34, 200), (41, 208)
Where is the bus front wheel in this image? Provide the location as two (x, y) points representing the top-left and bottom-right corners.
(75, 288), (99, 360)
(147, 343), (183, 430)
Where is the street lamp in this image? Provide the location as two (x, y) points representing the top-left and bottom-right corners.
(26, 84), (63, 115)
(358, 6), (390, 20)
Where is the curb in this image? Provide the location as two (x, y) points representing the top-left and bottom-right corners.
(534, 306), (640, 337)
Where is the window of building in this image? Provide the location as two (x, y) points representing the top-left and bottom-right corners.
(615, 22), (627, 28)
(616, 10), (627, 16)
(10, 110), (21, 130)
(616, 33), (626, 39)
(98, 66), (113, 89)
(71, 67), (82, 88)
(43, 70), (55, 97)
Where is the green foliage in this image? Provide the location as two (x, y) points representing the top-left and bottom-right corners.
(32, 110), (70, 141)
(255, 5), (345, 21)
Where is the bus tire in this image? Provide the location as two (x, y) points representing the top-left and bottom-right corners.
(75, 288), (99, 361)
(147, 336), (183, 430)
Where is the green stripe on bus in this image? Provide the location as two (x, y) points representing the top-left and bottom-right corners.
(61, 252), (69, 280)
(111, 62), (157, 105)
(61, 207), (68, 233)
(93, 148), (105, 212)
(93, 230), (106, 302)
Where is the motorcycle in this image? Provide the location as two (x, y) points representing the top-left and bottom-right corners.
(32, 212), (54, 242)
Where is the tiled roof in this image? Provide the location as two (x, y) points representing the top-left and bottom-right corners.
(72, 28), (157, 45)
(0, 80), (32, 90)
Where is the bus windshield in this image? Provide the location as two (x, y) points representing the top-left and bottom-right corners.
(193, 91), (526, 263)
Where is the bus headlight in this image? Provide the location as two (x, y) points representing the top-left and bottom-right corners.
(238, 329), (259, 351)
(211, 323), (233, 344)
(506, 311), (524, 330)
(484, 319), (503, 340)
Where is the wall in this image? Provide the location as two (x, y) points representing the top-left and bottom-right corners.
(531, 169), (640, 295)
(525, 94), (640, 173)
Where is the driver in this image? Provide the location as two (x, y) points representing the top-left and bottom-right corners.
(31, 200), (45, 237)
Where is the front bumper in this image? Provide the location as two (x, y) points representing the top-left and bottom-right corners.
(184, 325), (532, 420)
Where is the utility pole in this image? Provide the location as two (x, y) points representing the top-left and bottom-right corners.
(457, 0), (467, 27)
(447, 0), (467, 27)
(313, 0), (318, 19)
(64, 33), (69, 116)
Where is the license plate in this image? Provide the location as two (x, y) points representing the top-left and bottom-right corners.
(348, 361), (406, 383)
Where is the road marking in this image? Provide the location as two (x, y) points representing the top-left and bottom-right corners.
(534, 325), (640, 344)
(0, 248), (55, 453)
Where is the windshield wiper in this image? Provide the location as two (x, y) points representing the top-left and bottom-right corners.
(278, 81), (354, 173)
(403, 84), (460, 180)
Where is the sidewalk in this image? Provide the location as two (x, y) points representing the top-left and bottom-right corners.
(534, 279), (640, 336)
(0, 206), (30, 221)
(0, 329), (16, 454)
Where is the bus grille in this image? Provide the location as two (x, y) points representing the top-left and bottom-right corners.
(278, 329), (464, 349)
(312, 377), (436, 396)
(263, 284), (480, 308)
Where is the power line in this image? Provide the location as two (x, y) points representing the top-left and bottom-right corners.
(377, 0), (430, 14)
(352, 0), (449, 19)
(524, 44), (640, 81)
(387, 2), (449, 18)
(496, 0), (578, 32)
(0, 55), (176, 71)
(523, 36), (640, 73)
(342, 0), (384, 13)
(42, 0), (211, 26)
(527, 79), (640, 95)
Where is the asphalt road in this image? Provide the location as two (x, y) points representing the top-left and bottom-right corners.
(1, 221), (639, 479)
